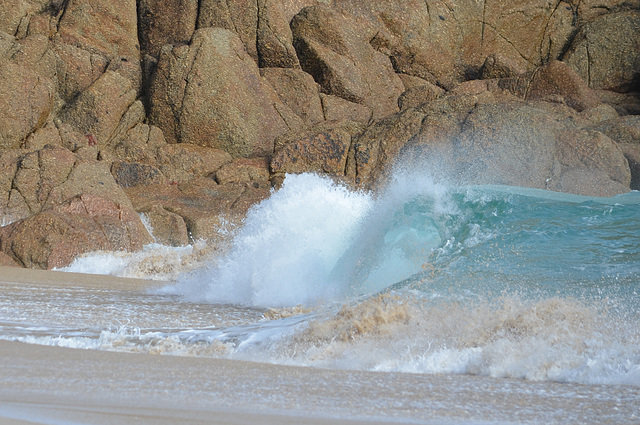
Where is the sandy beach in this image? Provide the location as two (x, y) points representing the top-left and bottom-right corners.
(1, 267), (639, 425)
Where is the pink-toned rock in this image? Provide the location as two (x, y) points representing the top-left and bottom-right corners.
(257, 0), (299, 68)
(0, 144), (134, 222)
(0, 194), (153, 269)
(524, 61), (602, 112)
(53, 40), (108, 102)
(550, 129), (631, 195)
(398, 77), (445, 111)
(0, 251), (19, 267)
(215, 158), (270, 186)
(0, 0), (38, 37)
(197, 0), (259, 61)
(320, 94), (372, 123)
(125, 178), (270, 241)
(479, 53), (527, 80)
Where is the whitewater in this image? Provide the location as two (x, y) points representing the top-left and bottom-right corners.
(1, 170), (639, 391)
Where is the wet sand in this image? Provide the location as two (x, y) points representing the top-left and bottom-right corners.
(1, 267), (639, 424)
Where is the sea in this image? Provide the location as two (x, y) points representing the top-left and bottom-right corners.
(1, 170), (639, 421)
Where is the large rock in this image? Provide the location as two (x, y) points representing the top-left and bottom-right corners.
(149, 27), (292, 157)
(405, 101), (630, 196)
(518, 60), (602, 112)
(0, 62), (54, 149)
(291, 5), (404, 120)
(337, 0), (576, 87)
(550, 129), (630, 196)
(139, 204), (189, 247)
(156, 143), (232, 183)
(110, 161), (165, 188)
(563, 11), (640, 92)
(348, 107), (427, 187)
(0, 194), (153, 269)
(125, 177), (271, 241)
(0, 0), (39, 37)
(594, 115), (640, 189)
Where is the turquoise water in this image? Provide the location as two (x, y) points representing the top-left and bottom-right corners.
(5, 173), (640, 386)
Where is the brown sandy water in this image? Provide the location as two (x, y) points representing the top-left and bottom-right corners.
(0, 267), (639, 424)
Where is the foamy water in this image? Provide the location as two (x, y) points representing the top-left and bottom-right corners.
(3, 172), (640, 388)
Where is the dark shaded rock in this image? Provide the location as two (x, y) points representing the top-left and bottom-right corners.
(137, 0), (198, 57)
(563, 11), (640, 92)
(271, 126), (352, 176)
(111, 161), (164, 188)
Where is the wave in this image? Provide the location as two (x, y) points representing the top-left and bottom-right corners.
(44, 172), (640, 386)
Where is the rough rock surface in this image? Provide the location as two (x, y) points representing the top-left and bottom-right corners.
(0, 144), (134, 222)
(149, 27), (292, 157)
(563, 11), (640, 93)
(0, 0), (639, 270)
(291, 5), (404, 120)
(0, 62), (54, 149)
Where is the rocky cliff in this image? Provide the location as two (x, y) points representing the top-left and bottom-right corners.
(0, 0), (639, 269)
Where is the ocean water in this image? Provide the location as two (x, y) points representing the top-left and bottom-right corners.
(1, 172), (639, 390)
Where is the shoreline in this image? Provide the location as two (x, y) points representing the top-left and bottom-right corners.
(1, 338), (639, 425)
(1, 268), (639, 424)
(0, 266), (166, 291)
